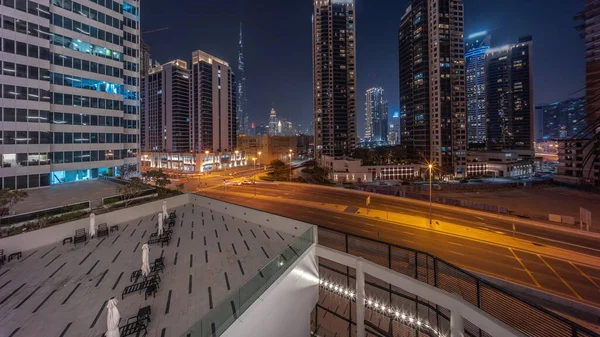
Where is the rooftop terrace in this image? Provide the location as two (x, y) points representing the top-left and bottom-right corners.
(0, 195), (310, 337)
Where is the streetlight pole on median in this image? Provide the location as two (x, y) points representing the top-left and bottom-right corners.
(288, 153), (292, 182)
(428, 164), (433, 225)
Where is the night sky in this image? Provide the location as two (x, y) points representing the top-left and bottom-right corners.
(141, 0), (585, 136)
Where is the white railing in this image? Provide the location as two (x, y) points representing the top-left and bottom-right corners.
(316, 245), (527, 337)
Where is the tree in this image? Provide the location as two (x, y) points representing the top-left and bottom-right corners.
(119, 164), (138, 180)
(144, 169), (171, 188)
(116, 177), (146, 206)
(0, 189), (28, 224)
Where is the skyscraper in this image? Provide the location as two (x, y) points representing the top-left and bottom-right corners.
(577, 0), (600, 130)
(0, 0), (140, 189)
(364, 88), (388, 142)
(313, 0), (357, 158)
(269, 108), (278, 136)
(486, 37), (534, 152)
(399, 0), (466, 175)
(237, 23), (249, 136)
(189, 51), (236, 153)
(465, 31), (491, 149)
(537, 97), (587, 140)
(144, 60), (190, 152)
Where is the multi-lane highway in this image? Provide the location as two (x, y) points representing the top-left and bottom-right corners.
(194, 182), (600, 312)
(218, 182), (600, 255)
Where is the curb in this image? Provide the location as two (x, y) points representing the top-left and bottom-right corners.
(275, 182), (600, 239)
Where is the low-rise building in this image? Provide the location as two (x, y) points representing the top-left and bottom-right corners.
(140, 151), (247, 173)
(321, 156), (421, 183)
(467, 151), (534, 178)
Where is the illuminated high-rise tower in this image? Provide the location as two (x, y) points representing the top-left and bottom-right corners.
(237, 23), (249, 135)
(313, 0), (357, 158)
(465, 31), (491, 149)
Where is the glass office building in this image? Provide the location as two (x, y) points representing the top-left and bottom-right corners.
(0, 0), (140, 189)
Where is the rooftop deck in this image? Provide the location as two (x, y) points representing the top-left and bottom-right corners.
(0, 200), (300, 337)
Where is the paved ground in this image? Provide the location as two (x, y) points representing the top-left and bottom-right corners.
(11, 180), (124, 215)
(433, 186), (600, 228)
(0, 203), (296, 337)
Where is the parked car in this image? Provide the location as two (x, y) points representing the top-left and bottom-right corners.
(459, 179), (469, 184)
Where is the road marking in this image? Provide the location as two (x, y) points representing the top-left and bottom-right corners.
(509, 248), (541, 288)
(475, 216), (485, 221)
(448, 242), (463, 247)
(570, 262), (600, 290)
(400, 239), (415, 244)
(538, 255), (582, 300)
(401, 231), (415, 236)
(448, 250), (464, 256)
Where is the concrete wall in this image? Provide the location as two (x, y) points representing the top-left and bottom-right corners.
(221, 245), (319, 337)
(189, 194), (312, 237)
(0, 194), (190, 253)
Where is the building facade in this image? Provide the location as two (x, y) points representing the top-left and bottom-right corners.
(364, 88), (388, 143)
(0, 0), (140, 189)
(577, 0), (600, 130)
(537, 97), (587, 141)
(465, 31), (490, 149)
(555, 139), (600, 186)
(399, 0), (467, 176)
(313, 0), (357, 158)
(144, 60), (189, 152)
(237, 135), (297, 165)
(189, 50), (236, 154)
(486, 36), (534, 152)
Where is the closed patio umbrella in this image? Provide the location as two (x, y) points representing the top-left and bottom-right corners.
(157, 213), (164, 236)
(105, 298), (120, 337)
(162, 200), (168, 220)
(141, 244), (150, 277)
(89, 213), (96, 238)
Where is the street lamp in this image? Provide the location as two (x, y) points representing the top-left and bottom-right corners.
(235, 150), (239, 168)
(258, 151), (262, 169)
(252, 157), (257, 170)
(288, 153), (292, 182)
(428, 164), (433, 225)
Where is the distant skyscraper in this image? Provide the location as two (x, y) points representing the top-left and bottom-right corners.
(392, 111), (401, 145)
(144, 60), (190, 152)
(537, 97), (587, 140)
(313, 0), (357, 157)
(140, 40), (151, 151)
(269, 109), (278, 136)
(486, 37), (534, 152)
(365, 88), (388, 142)
(465, 31), (491, 149)
(237, 23), (249, 135)
(399, 0), (466, 175)
(190, 51), (236, 153)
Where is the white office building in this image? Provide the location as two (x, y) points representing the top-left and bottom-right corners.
(0, 0), (140, 189)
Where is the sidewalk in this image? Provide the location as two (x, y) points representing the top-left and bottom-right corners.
(209, 189), (600, 268)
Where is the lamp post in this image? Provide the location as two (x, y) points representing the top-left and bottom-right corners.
(428, 164), (433, 225)
(235, 150), (239, 169)
(252, 157), (257, 170)
(258, 151), (262, 168)
(288, 153), (292, 182)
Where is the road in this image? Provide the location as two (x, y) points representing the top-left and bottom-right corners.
(219, 183), (600, 256)
(192, 184), (600, 311)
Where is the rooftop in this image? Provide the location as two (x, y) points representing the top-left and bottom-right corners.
(0, 195), (307, 336)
